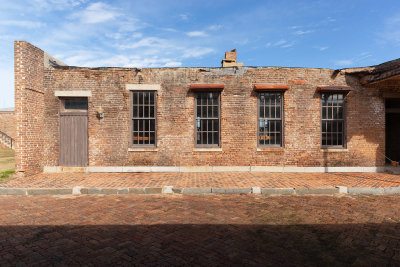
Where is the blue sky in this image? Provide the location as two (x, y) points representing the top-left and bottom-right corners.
(0, 0), (400, 108)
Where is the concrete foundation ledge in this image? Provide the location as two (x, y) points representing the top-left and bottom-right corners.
(295, 188), (339, 195)
(347, 187), (385, 195)
(211, 188), (252, 194)
(0, 186), (399, 196)
(182, 188), (212, 194)
(43, 166), (386, 173)
(26, 188), (72, 195)
(0, 188), (27, 195)
(383, 187), (400, 194)
(261, 188), (295, 195)
(144, 187), (163, 194)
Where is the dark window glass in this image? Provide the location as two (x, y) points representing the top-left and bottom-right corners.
(64, 98), (88, 110)
(321, 93), (345, 147)
(258, 92), (283, 147)
(132, 91), (156, 146)
(195, 92), (220, 147)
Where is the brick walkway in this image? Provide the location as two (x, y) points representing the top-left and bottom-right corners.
(0, 194), (399, 265)
(2, 172), (400, 188)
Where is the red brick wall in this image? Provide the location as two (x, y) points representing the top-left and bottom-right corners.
(0, 112), (15, 139)
(41, 66), (385, 168)
(15, 42), (386, 174)
(14, 41), (45, 176)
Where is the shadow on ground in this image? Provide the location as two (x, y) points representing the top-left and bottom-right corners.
(1, 223), (399, 266)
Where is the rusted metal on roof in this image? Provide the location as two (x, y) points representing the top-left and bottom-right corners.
(253, 84), (289, 91)
(189, 84), (225, 90)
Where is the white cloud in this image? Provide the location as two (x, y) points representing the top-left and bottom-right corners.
(164, 61), (182, 67)
(0, 20), (45, 28)
(70, 2), (119, 24)
(294, 30), (314, 35)
(335, 59), (353, 66)
(179, 14), (189, 21)
(208, 24), (223, 31)
(31, 0), (87, 10)
(116, 37), (172, 50)
(281, 43), (294, 48)
(186, 31), (207, 37)
(0, 69), (14, 109)
(274, 40), (287, 46)
(314, 46), (328, 51)
(182, 47), (214, 58)
(267, 40), (295, 49)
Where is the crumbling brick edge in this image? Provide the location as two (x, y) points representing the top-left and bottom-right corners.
(0, 186), (400, 196)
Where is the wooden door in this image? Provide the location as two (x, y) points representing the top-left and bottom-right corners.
(59, 98), (88, 166)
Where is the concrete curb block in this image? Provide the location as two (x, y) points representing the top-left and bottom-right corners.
(261, 188), (295, 195)
(0, 186), (400, 195)
(348, 187), (385, 195)
(162, 186), (173, 194)
(26, 188), (72, 195)
(182, 188), (212, 194)
(212, 188), (252, 194)
(295, 188), (339, 195)
(144, 187), (163, 194)
(0, 188), (27, 195)
(336, 186), (348, 194)
(252, 187), (261, 194)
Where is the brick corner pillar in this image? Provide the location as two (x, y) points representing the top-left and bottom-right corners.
(14, 41), (45, 177)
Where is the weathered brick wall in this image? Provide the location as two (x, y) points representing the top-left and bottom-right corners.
(42, 65), (385, 167)
(14, 41), (45, 176)
(0, 112), (15, 138)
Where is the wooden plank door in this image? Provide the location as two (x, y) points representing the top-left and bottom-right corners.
(59, 98), (88, 166)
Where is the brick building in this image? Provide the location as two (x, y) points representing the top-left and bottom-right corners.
(14, 41), (400, 176)
(0, 108), (15, 149)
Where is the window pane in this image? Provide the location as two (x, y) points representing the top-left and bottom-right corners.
(258, 92), (283, 146)
(208, 120), (212, 131)
(64, 98), (88, 110)
(195, 92), (220, 146)
(139, 93), (143, 104)
(213, 106), (218, 118)
(213, 132), (218, 145)
(150, 93), (154, 104)
(132, 91), (156, 146)
(150, 132), (155, 145)
(201, 94), (207, 105)
(150, 106), (154, 118)
(202, 106), (207, 118)
(321, 93), (345, 147)
(133, 93), (138, 105)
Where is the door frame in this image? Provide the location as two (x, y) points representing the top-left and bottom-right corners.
(59, 97), (89, 167)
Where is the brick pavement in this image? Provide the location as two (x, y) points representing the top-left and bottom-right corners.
(2, 172), (400, 189)
(0, 194), (399, 265)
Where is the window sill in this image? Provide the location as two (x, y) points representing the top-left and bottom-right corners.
(193, 148), (222, 152)
(320, 148), (349, 153)
(257, 148), (284, 152)
(128, 148), (158, 152)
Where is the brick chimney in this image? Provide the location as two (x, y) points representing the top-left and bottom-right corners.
(221, 49), (243, 67)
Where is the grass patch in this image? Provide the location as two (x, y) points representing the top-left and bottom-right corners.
(0, 148), (14, 183)
(0, 170), (14, 183)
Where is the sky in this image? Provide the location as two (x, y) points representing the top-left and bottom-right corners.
(0, 0), (400, 108)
